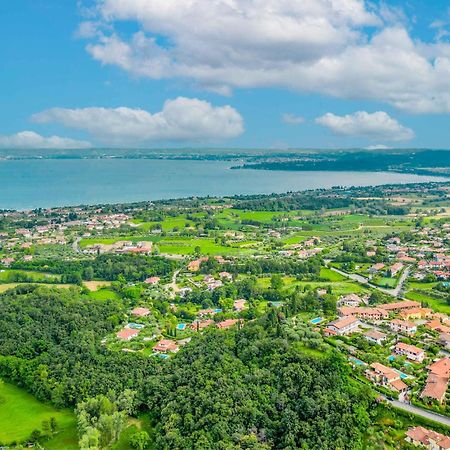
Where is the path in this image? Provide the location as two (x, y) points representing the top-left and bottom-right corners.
(166, 269), (181, 294)
(72, 237), (82, 254)
(330, 266), (410, 298)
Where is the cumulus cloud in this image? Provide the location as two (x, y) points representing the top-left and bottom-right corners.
(282, 113), (304, 125)
(80, 0), (450, 113)
(0, 131), (91, 149)
(32, 97), (244, 145)
(315, 111), (414, 141)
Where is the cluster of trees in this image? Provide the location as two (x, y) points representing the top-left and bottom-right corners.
(201, 255), (323, 277)
(0, 285), (156, 407)
(144, 311), (373, 449)
(12, 254), (176, 283)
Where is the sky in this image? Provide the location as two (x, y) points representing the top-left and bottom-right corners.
(2, 0), (450, 150)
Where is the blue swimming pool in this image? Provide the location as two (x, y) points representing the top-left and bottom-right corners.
(177, 323), (186, 331)
(310, 317), (323, 325)
(128, 323), (145, 329)
(349, 357), (366, 366)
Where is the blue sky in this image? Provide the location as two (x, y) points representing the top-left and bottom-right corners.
(2, 0), (450, 149)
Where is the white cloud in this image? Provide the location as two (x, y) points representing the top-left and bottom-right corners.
(315, 111), (414, 141)
(80, 0), (450, 114)
(0, 131), (91, 149)
(282, 113), (304, 125)
(32, 97), (244, 145)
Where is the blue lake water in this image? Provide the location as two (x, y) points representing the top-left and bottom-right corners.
(0, 159), (446, 210)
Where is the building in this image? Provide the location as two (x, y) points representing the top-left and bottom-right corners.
(366, 363), (408, 393)
(216, 319), (241, 329)
(389, 262), (404, 277)
(337, 294), (363, 307)
(233, 299), (247, 311)
(190, 319), (215, 331)
(153, 339), (179, 353)
(369, 263), (385, 275)
(379, 300), (420, 312)
(131, 307), (150, 317)
(324, 316), (360, 336)
(393, 342), (425, 362)
(400, 307), (432, 320)
(389, 319), (417, 335)
(405, 426), (450, 449)
(421, 358), (450, 404)
(339, 306), (389, 321)
(363, 330), (387, 345)
(116, 328), (140, 341)
(144, 276), (160, 285)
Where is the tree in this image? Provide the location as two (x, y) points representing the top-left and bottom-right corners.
(130, 431), (150, 450)
(270, 274), (283, 291)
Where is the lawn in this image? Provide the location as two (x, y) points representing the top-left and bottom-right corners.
(157, 237), (255, 256)
(83, 280), (113, 291)
(405, 290), (450, 314)
(320, 268), (346, 281)
(86, 288), (120, 301)
(0, 381), (77, 448)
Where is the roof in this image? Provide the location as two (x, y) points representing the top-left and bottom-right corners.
(216, 319), (240, 329)
(406, 427), (450, 448)
(390, 378), (408, 392)
(131, 307), (150, 317)
(116, 328), (139, 340)
(153, 339), (179, 352)
(379, 300), (420, 311)
(428, 358), (450, 378)
(421, 374), (448, 402)
(395, 342), (424, 355)
(390, 319), (416, 329)
(364, 330), (386, 340)
(370, 363), (399, 381)
(329, 315), (359, 330)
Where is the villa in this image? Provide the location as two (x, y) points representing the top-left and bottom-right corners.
(116, 328), (140, 341)
(131, 307), (150, 317)
(153, 339), (179, 353)
(393, 342), (425, 362)
(405, 427), (450, 449)
(324, 316), (360, 336)
(421, 358), (450, 404)
(363, 330), (387, 345)
(389, 319), (417, 335)
(366, 362), (408, 393)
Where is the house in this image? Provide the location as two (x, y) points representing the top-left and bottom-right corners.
(363, 330), (387, 345)
(379, 300), (420, 312)
(116, 328), (140, 341)
(366, 362), (408, 393)
(131, 307), (150, 317)
(369, 263), (385, 275)
(144, 276), (160, 285)
(324, 316), (360, 336)
(153, 339), (179, 353)
(426, 319), (450, 334)
(188, 257), (208, 272)
(421, 358), (450, 404)
(190, 319), (215, 331)
(389, 319), (417, 335)
(337, 294), (363, 307)
(405, 427), (450, 449)
(393, 342), (425, 362)
(389, 262), (404, 277)
(439, 332), (450, 349)
(216, 319), (241, 329)
(219, 271), (232, 281)
(400, 307), (432, 320)
(233, 299), (247, 311)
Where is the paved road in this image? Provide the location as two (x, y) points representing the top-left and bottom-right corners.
(72, 237), (82, 254)
(330, 266), (410, 298)
(387, 398), (450, 427)
(166, 269), (181, 296)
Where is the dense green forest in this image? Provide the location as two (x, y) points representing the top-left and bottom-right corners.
(0, 285), (372, 448)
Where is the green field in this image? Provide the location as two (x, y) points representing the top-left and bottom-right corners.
(405, 290), (450, 314)
(0, 381), (77, 448)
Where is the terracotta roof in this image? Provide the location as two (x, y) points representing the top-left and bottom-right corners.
(216, 319), (240, 329)
(153, 339), (179, 352)
(390, 378), (408, 392)
(379, 300), (420, 311)
(421, 374), (448, 402)
(329, 315), (359, 329)
(395, 342), (424, 356)
(116, 328), (140, 340)
(406, 427), (450, 448)
(131, 307), (150, 317)
(428, 358), (450, 378)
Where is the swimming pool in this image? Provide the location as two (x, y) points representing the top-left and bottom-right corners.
(128, 323), (145, 329)
(349, 357), (366, 366)
(176, 323), (186, 331)
(310, 317), (323, 325)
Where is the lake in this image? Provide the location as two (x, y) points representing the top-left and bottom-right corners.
(0, 159), (446, 210)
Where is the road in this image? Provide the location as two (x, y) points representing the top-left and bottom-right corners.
(386, 398), (450, 427)
(330, 266), (410, 298)
(166, 269), (181, 297)
(72, 237), (82, 254)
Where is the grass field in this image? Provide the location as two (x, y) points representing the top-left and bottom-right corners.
(405, 290), (450, 314)
(0, 283), (73, 293)
(0, 381), (77, 448)
(87, 288), (120, 300)
(83, 280), (112, 291)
